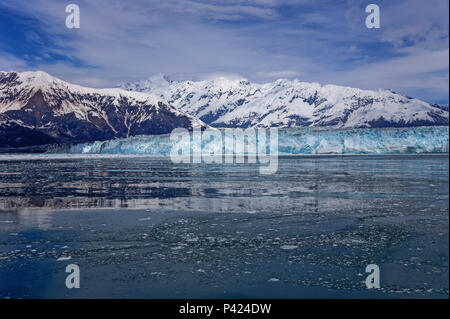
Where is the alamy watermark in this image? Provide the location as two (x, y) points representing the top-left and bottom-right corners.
(65, 264), (80, 289)
(170, 128), (279, 175)
(365, 264), (380, 289)
(365, 4), (380, 29)
(65, 4), (80, 29)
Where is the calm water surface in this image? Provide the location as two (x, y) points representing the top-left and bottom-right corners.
(0, 154), (448, 298)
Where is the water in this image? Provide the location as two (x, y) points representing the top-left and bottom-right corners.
(0, 154), (448, 298)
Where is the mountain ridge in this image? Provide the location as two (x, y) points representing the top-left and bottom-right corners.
(119, 74), (449, 129)
(0, 70), (448, 149)
(0, 71), (206, 148)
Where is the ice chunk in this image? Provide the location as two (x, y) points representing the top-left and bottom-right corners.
(57, 256), (72, 261)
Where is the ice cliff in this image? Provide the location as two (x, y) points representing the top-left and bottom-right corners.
(69, 126), (449, 155)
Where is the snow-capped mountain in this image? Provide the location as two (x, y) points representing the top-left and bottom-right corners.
(0, 71), (206, 148)
(120, 74), (449, 129)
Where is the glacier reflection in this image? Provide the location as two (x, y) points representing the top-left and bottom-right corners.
(0, 155), (448, 214)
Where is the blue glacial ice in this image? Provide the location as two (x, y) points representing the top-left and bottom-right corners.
(69, 126), (449, 155)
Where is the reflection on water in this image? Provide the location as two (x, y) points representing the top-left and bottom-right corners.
(0, 155), (448, 214)
(0, 154), (448, 298)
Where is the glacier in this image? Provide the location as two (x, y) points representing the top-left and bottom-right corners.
(69, 126), (449, 155)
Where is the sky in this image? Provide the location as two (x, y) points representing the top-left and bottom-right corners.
(0, 0), (448, 104)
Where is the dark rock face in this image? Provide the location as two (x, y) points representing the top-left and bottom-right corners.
(0, 121), (57, 148)
(0, 71), (205, 148)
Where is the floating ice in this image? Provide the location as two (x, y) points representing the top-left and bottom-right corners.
(280, 245), (299, 250)
(57, 256), (72, 261)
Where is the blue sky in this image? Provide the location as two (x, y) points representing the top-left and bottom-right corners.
(0, 0), (448, 103)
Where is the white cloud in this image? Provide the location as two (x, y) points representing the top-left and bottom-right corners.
(323, 49), (449, 101)
(255, 70), (301, 79)
(0, 0), (448, 102)
(0, 53), (28, 72)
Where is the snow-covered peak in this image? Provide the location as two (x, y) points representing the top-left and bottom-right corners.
(0, 71), (208, 147)
(18, 70), (55, 82)
(120, 73), (175, 93)
(0, 71), (166, 107)
(119, 75), (449, 129)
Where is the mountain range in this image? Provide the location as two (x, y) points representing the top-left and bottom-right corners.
(0, 70), (448, 150)
(0, 71), (205, 149)
(120, 74), (448, 129)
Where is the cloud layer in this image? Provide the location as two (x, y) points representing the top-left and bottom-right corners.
(0, 0), (448, 103)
